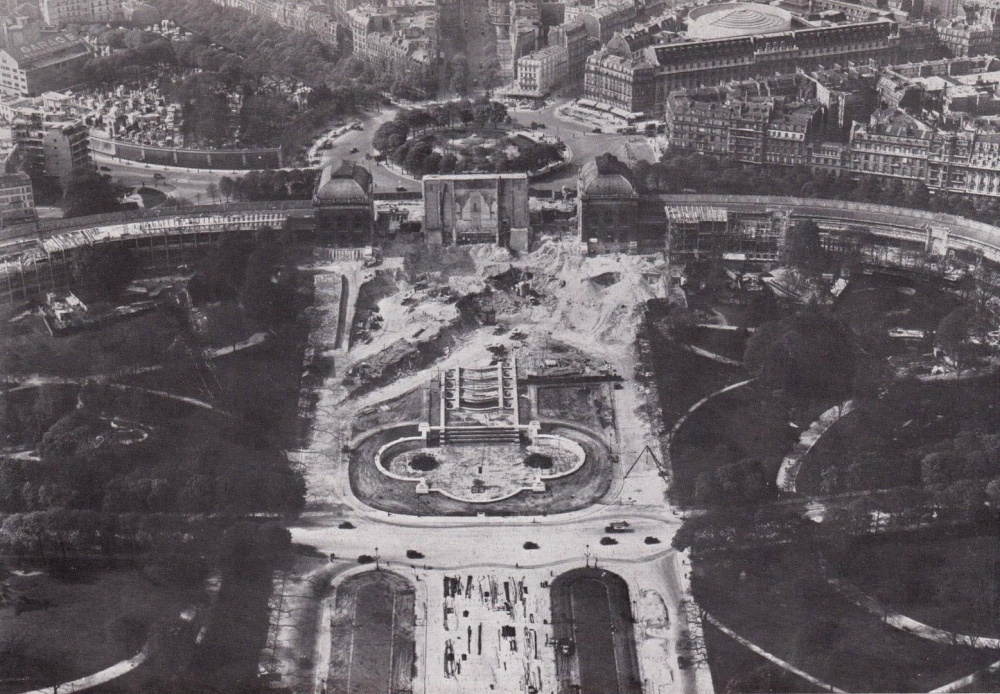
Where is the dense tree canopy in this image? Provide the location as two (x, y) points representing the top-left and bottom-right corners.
(63, 170), (123, 218)
(69, 243), (140, 302)
(744, 307), (857, 398)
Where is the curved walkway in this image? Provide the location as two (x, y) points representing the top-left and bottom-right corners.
(0, 375), (224, 412)
(823, 570), (1000, 650)
(776, 400), (854, 493)
(665, 378), (755, 447)
(702, 611), (847, 693)
(682, 344), (741, 367)
(931, 658), (1000, 693)
(16, 648), (147, 694)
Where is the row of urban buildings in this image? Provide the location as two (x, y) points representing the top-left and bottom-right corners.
(0, 89), (95, 223)
(658, 55), (1000, 199)
(505, 0), (672, 97)
(210, 0), (339, 45)
(580, 0), (1000, 117)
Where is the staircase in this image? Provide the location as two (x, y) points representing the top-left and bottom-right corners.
(441, 426), (522, 445)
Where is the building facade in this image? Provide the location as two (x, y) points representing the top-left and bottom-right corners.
(583, 51), (657, 114)
(211, 0), (340, 45)
(0, 171), (35, 226)
(347, 5), (438, 82)
(585, 19), (899, 116)
(0, 33), (90, 97)
(662, 63), (1000, 200)
(40, 0), (123, 25)
(2, 95), (92, 187)
(665, 204), (785, 260)
(580, 0), (637, 43)
(549, 19), (594, 81)
(423, 173), (530, 250)
(514, 44), (569, 96)
(312, 160), (375, 245)
(933, 17), (994, 56)
(577, 155), (642, 252)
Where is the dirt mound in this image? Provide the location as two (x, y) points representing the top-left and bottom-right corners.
(522, 242), (666, 345)
(589, 271), (621, 288)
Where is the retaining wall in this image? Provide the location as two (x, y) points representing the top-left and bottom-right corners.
(90, 133), (282, 170)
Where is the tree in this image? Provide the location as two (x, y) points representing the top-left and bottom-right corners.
(449, 59), (470, 96)
(472, 98), (508, 126)
(404, 142), (432, 176)
(935, 306), (974, 363)
(986, 477), (1000, 505)
(784, 219), (825, 274)
(206, 182), (220, 203)
(63, 170), (122, 218)
(744, 306), (857, 398)
(219, 176), (235, 202)
(439, 152), (459, 174)
(372, 120), (410, 154)
(920, 450), (963, 486)
(852, 356), (892, 403)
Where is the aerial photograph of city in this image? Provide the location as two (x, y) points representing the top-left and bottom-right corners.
(4, 0), (1000, 689)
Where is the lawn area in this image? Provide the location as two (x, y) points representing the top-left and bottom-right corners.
(834, 273), (960, 356)
(550, 568), (641, 694)
(799, 374), (1000, 495)
(694, 544), (997, 692)
(0, 568), (205, 694)
(123, 302), (311, 447)
(326, 571), (415, 694)
(829, 532), (1000, 640)
(703, 621), (823, 694)
(351, 583), (396, 693)
(687, 327), (748, 363)
(670, 385), (831, 504)
(645, 322), (743, 435)
(0, 306), (184, 378)
(0, 384), (79, 450)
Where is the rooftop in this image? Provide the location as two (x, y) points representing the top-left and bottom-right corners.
(579, 155), (636, 198)
(314, 160), (373, 204)
(1, 32), (88, 68)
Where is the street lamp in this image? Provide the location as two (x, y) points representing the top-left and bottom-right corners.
(375, 546), (380, 570)
(585, 543), (590, 567)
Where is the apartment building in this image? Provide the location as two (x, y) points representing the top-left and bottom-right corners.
(0, 171), (36, 226)
(347, 4), (438, 80)
(514, 44), (569, 96)
(0, 32), (90, 97)
(585, 19), (899, 116)
(2, 98), (91, 186)
(550, 19), (595, 81)
(40, 0), (123, 25)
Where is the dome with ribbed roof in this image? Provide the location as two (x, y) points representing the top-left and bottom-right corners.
(687, 3), (792, 39)
(579, 156), (636, 198)
(314, 160), (373, 205)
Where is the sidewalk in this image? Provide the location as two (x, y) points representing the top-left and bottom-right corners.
(17, 649), (147, 694)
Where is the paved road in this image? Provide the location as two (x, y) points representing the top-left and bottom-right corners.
(315, 109), (422, 194)
(291, 510), (679, 569)
(93, 97), (634, 201)
(93, 153), (233, 202)
(508, 100), (635, 190)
